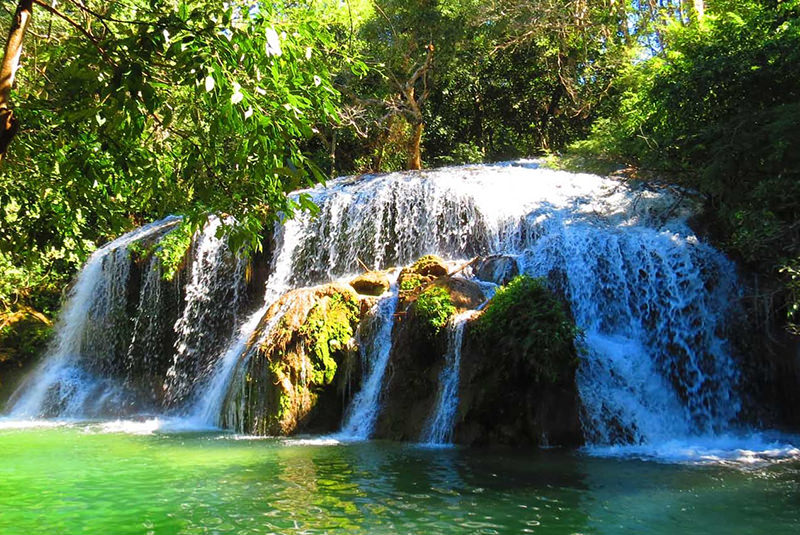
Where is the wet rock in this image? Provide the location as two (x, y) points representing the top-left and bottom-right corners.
(372, 296), (449, 441)
(222, 283), (363, 436)
(432, 278), (485, 311)
(398, 255), (449, 294)
(454, 276), (583, 447)
(373, 271), (485, 441)
(350, 271), (391, 296)
(473, 255), (519, 286)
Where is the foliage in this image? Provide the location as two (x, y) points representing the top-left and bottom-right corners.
(0, 311), (51, 366)
(474, 275), (578, 383)
(575, 0), (800, 330)
(399, 274), (424, 292)
(425, 0), (631, 160)
(414, 286), (455, 336)
(336, 0), (631, 172)
(301, 292), (359, 385)
(1, 0), (365, 308)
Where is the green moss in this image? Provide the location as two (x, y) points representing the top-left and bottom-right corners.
(400, 273), (425, 292)
(475, 275), (579, 383)
(410, 255), (446, 276)
(414, 286), (456, 336)
(268, 361), (292, 424)
(301, 292), (359, 385)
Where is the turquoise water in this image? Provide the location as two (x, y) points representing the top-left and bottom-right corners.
(1, 423), (799, 534)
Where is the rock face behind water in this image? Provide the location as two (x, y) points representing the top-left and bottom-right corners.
(223, 283), (362, 436)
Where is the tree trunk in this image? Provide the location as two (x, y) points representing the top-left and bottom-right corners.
(407, 121), (422, 171)
(0, 0), (33, 163)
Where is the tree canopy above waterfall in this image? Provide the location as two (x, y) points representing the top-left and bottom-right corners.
(0, 0), (798, 344)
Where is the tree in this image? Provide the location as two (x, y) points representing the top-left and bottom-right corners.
(0, 0), (32, 162)
(0, 1), (361, 317)
(344, 0), (473, 171)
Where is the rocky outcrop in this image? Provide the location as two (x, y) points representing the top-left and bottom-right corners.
(473, 255), (519, 286)
(350, 271), (391, 296)
(397, 255), (449, 305)
(373, 273), (582, 447)
(222, 283), (363, 436)
(454, 276), (583, 447)
(373, 270), (486, 441)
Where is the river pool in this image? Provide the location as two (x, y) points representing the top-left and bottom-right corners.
(1, 421), (799, 534)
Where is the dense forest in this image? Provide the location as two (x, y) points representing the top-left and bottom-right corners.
(0, 0), (798, 371)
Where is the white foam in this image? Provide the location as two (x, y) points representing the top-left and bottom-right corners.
(585, 432), (800, 466)
(0, 418), (72, 431)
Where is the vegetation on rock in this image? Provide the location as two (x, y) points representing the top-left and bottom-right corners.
(456, 275), (583, 447)
(414, 286), (456, 336)
(224, 284), (361, 436)
(300, 292), (360, 386)
(474, 275), (579, 383)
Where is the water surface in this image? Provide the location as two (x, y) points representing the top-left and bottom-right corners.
(1, 423), (798, 534)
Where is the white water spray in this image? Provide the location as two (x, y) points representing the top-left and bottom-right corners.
(337, 286), (399, 440)
(422, 310), (478, 445)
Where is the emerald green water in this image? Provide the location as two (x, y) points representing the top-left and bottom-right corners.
(1, 424), (799, 535)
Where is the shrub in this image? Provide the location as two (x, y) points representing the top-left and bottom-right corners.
(414, 286), (456, 336)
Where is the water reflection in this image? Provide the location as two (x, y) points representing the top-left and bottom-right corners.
(1, 428), (800, 535)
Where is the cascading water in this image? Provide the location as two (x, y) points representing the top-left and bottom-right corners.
(6, 161), (789, 461)
(423, 310), (479, 445)
(337, 286), (399, 440)
(185, 214), (309, 427)
(164, 217), (247, 407)
(516, 215), (741, 445)
(7, 216), (181, 418)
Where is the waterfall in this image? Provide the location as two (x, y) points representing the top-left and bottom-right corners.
(7, 216), (180, 418)
(163, 217), (246, 406)
(185, 215), (308, 426)
(422, 310), (478, 445)
(517, 215), (740, 444)
(337, 286), (399, 440)
(4, 162), (758, 454)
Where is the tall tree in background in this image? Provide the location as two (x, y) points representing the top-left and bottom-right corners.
(0, 0), (32, 161)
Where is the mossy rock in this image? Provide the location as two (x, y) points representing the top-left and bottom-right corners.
(397, 255), (449, 303)
(223, 283), (362, 436)
(454, 275), (583, 447)
(432, 278), (485, 311)
(409, 255), (449, 278)
(372, 275), (485, 441)
(350, 271), (391, 296)
(0, 307), (52, 400)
